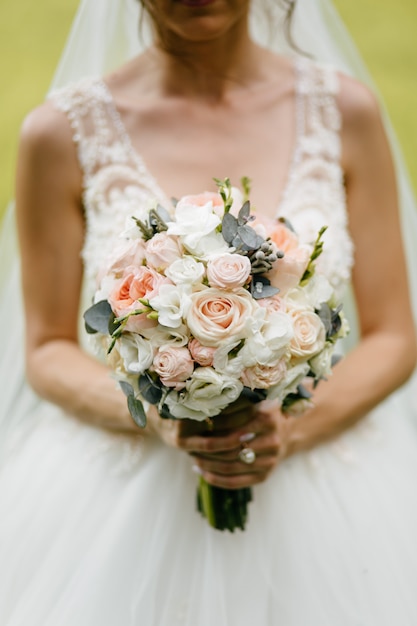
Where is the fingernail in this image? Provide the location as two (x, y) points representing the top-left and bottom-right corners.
(192, 464), (203, 476)
(239, 432), (256, 443)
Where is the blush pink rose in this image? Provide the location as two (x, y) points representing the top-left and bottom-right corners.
(241, 358), (288, 390)
(189, 338), (216, 367)
(207, 253), (251, 289)
(289, 308), (326, 359)
(153, 346), (194, 390)
(99, 239), (146, 282)
(145, 233), (183, 270)
(257, 295), (286, 314)
(268, 246), (311, 295)
(108, 266), (171, 331)
(187, 287), (255, 347)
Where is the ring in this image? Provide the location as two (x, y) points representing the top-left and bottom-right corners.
(238, 446), (256, 465)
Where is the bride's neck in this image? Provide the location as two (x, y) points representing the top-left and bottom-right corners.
(149, 23), (263, 101)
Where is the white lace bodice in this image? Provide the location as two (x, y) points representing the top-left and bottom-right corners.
(49, 57), (354, 299)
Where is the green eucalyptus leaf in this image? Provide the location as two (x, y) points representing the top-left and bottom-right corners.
(317, 303), (332, 334)
(138, 372), (163, 405)
(156, 204), (172, 223)
(222, 212), (238, 243)
(250, 276), (279, 299)
(127, 394), (147, 428)
(237, 224), (259, 249)
(119, 381), (134, 397)
(83, 300), (113, 335)
(159, 403), (175, 420)
(237, 200), (250, 225)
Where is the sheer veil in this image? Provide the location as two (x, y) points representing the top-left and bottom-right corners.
(1, 0), (416, 458)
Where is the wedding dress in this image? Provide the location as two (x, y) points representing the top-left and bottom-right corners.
(1, 52), (417, 625)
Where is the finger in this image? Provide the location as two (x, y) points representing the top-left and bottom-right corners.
(196, 468), (272, 490)
(193, 453), (276, 477)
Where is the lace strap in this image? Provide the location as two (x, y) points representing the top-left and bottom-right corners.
(48, 77), (133, 181)
(296, 57), (342, 162)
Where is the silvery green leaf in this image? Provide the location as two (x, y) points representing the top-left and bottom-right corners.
(237, 200), (250, 225)
(127, 395), (147, 428)
(119, 381), (134, 397)
(83, 300), (113, 335)
(156, 204), (172, 223)
(222, 212), (238, 243)
(138, 372), (163, 405)
(237, 224), (258, 249)
(317, 303), (332, 334)
(331, 353), (343, 367)
(250, 276), (279, 299)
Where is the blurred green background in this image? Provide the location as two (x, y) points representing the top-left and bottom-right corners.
(0, 0), (416, 219)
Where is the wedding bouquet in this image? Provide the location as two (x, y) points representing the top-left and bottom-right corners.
(84, 178), (348, 531)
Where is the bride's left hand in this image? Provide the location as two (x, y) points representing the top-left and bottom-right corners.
(191, 399), (295, 489)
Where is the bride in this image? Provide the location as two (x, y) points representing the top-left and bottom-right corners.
(1, 0), (417, 623)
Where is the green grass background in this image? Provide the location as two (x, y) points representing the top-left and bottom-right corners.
(0, 0), (416, 219)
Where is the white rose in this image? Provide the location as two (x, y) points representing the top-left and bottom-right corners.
(207, 253), (251, 289)
(289, 308), (326, 359)
(118, 332), (155, 374)
(164, 367), (243, 420)
(149, 284), (191, 328)
(165, 256), (205, 286)
(303, 274), (334, 309)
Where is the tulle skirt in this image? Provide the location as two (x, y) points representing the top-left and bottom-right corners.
(1, 381), (417, 626)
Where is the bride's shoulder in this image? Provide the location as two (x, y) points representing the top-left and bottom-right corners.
(336, 71), (383, 132)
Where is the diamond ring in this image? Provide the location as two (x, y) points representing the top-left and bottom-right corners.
(238, 446), (256, 465)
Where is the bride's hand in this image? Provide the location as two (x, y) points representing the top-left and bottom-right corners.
(147, 399), (294, 489)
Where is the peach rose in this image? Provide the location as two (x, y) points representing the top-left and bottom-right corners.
(108, 266), (171, 331)
(187, 287), (256, 347)
(189, 338), (216, 367)
(153, 346), (194, 390)
(269, 221), (299, 253)
(289, 308), (326, 359)
(268, 245), (311, 296)
(180, 192), (224, 214)
(206, 253), (251, 289)
(241, 358), (288, 390)
(145, 233), (183, 270)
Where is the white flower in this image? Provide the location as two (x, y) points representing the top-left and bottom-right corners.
(239, 311), (293, 367)
(185, 231), (230, 260)
(268, 362), (311, 402)
(212, 340), (246, 377)
(167, 200), (220, 244)
(118, 333), (154, 374)
(164, 367), (243, 420)
(141, 323), (190, 350)
(149, 284), (191, 328)
(309, 343), (333, 379)
(165, 256), (205, 286)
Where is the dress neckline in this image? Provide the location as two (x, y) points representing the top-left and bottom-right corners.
(97, 56), (307, 216)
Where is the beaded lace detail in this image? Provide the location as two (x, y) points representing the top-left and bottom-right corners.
(49, 57), (354, 299)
